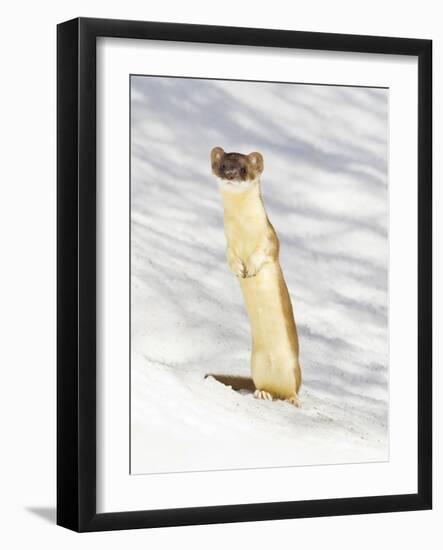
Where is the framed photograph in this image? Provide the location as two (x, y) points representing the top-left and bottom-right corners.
(57, 17), (432, 531)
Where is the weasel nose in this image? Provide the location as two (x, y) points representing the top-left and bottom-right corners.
(225, 170), (236, 180)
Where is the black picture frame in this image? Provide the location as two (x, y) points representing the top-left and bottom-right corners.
(57, 17), (432, 532)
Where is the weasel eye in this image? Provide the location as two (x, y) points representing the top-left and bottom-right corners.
(240, 167), (247, 176)
(221, 163), (226, 170)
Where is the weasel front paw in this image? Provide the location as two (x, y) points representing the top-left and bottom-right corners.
(244, 265), (258, 278)
(228, 257), (247, 278)
(254, 389), (273, 401)
(244, 253), (268, 278)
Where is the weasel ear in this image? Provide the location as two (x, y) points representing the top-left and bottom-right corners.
(211, 146), (225, 170)
(248, 152), (264, 175)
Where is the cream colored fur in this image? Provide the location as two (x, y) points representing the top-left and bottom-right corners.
(216, 163), (302, 406)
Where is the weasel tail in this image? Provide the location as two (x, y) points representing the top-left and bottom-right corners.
(211, 147), (302, 406)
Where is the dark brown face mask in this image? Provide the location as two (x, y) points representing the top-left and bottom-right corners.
(211, 147), (264, 182)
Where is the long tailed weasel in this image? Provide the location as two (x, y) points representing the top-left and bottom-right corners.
(211, 147), (302, 406)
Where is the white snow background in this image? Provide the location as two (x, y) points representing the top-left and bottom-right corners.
(130, 76), (388, 474)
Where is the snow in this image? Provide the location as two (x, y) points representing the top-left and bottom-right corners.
(130, 76), (388, 474)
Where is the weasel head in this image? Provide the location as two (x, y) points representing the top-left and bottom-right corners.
(210, 147), (263, 193)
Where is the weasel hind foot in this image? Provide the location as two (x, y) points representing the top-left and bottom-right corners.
(254, 389), (273, 401)
(285, 395), (301, 408)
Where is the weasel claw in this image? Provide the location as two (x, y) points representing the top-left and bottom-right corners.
(285, 395), (301, 408)
(254, 389), (273, 401)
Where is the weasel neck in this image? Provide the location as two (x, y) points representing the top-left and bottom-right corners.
(220, 180), (267, 222)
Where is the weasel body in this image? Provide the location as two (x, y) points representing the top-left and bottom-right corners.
(211, 147), (301, 405)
